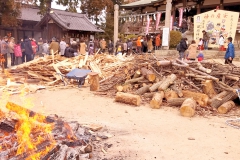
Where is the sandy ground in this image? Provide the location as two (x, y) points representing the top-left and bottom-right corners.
(0, 87), (239, 160)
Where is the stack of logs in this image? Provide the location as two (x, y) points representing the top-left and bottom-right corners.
(0, 102), (107, 159)
(98, 56), (240, 117)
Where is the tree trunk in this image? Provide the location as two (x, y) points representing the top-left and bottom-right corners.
(168, 98), (187, 106)
(180, 98), (197, 117)
(125, 76), (145, 84)
(115, 92), (141, 106)
(218, 101), (235, 114)
(202, 80), (217, 98)
(143, 92), (155, 98)
(88, 72), (99, 91)
(150, 91), (164, 109)
(133, 70), (141, 78)
(141, 67), (156, 82)
(149, 77), (166, 92)
(170, 83), (183, 97)
(197, 63), (211, 73)
(225, 75), (240, 81)
(210, 91), (238, 108)
(156, 60), (171, 66)
(135, 85), (150, 95)
(158, 74), (177, 91)
(182, 90), (209, 107)
(164, 90), (178, 101)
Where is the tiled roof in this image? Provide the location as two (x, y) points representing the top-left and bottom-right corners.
(48, 9), (103, 32)
(121, 0), (159, 7)
(19, 7), (42, 21)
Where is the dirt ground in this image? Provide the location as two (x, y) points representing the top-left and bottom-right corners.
(1, 87), (239, 160)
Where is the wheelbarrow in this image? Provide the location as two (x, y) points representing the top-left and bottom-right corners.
(57, 68), (91, 87)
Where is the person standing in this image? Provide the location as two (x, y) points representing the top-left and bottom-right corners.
(147, 37), (153, 53)
(187, 40), (198, 61)
(108, 40), (114, 55)
(24, 36), (33, 62)
(202, 30), (210, 50)
(79, 38), (87, 55)
(60, 38), (66, 56)
(49, 37), (60, 55)
(155, 34), (161, 50)
(218, 35), (224, 51)
(31, 38), (37, 59)
(123, 40), (127, 55)
(88, 39), (94, 55)
(42, 40), (49, 55)
(14, 40), (22, 65)
(37, 37), (44, 57)
(1, 36), (9, 68)
(127, 39), (133, 55)
(8, 37), (15, 66)
(179, 38), (188, 61)
(20, 38), (26, 63)
(100, 38), (106, 53)
(136, 36), (142, 54)
(224, 37), (235, 64)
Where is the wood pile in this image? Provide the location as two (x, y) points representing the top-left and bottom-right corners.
(0, 102), (109, 159)
(2, 53), (240, 116)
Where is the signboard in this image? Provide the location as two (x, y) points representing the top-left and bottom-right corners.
(194, 9), (239, 48)
(162, 27), (169, 46)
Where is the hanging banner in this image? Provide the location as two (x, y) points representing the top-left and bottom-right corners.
(155, 12), (162, 30)
(162, 27), (169, 46)
(179, 8), (183, 27)
(170, 15), (173, 31)
(146, 15), (150, 35)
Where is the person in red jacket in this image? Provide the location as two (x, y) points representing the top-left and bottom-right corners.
(31, 38), (37, 60)
(14, 40), (22, 65)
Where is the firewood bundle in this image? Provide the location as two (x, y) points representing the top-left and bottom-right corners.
(0, 102), (108, 159)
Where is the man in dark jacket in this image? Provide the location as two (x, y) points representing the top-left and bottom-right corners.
(179, 38), (188, 60)
(202, 30), (210, 50)
(24, 36), (33, 62)
(20, 38), (26, 63)
(224, 37), (235, 64)
(64, 43), (74, 58)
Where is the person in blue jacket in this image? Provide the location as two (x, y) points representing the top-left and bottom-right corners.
(224, 37), (235, 64)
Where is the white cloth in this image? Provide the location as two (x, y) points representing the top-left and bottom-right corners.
(218, 37), (224, 45)
(198, 40), (203, 46)
(60, 41), (66, 55)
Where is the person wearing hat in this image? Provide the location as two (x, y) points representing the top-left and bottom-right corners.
(202, 30), (210, 50)
(49, 37), (60, 55)
(1, 36), (9, 68)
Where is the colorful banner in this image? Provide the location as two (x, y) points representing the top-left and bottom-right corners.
(194, 9), (239, 48)
(146, 15), (150, 35)
(170, 15), (173, 31)
(155, 12), (162, 30)
(179, 8), (183, 27)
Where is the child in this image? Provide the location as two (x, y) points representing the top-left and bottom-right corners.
(88, 43), (94, 55)
(198, 38), (203, 50)
(117, 45), (122, 55)
(197, 51), (204, 61)
(14, 40), (22, 65)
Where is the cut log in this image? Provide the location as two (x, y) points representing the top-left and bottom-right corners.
(168, 98), (187, 106)
(182, 90), (209, 107)
(150, 91), (164, 109)
(188, 68), (219, 81)
(225, 75), (240, 81)
(149, 78), (165, 92)
(88, 72), (99, 91)
(141, 67), (156, 82)
(218, 101), (235, 114)
(202, 80), (216, 98)
(115, 92), (141, 106)
(158, 74), (177, 91)
(143, 92), (155, 98)
(210, 91), (238, 108)
(180, 98), (196, 117)
(197, 62), (211, 73)
(164, 90), (178, 101)
(125, 76), (145, 84)
(170, 84), (183, 97)
(133, 70), (141, 78)
(208, 91), (228, 105)
(156, 60), (171, 66)
(135, 85), (150, 95)
(116, 85), (123, 92)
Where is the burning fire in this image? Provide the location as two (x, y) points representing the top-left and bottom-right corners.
(0, 79), (56, 159)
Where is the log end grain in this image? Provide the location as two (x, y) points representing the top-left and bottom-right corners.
(150, 91), (164, 109)
(115, 92), (141, 106)
(218, 101), (235, 114)
(180, 98), (197, 117)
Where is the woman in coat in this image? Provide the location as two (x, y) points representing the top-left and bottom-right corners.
(147, 38), (153, 53)
(14, 40), (22, 65)
(187, 40), (198, 61)
(79, 39), (87, 55)
(218, 35), (224, 51)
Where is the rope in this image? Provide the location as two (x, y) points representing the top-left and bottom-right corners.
(226, 118), (240, 129)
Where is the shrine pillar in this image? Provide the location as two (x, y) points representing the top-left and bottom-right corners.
(114, 4), (119, 50)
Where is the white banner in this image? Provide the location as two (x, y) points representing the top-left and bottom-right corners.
(155, 12), (162, 30)
(162, 27), (169, 46)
